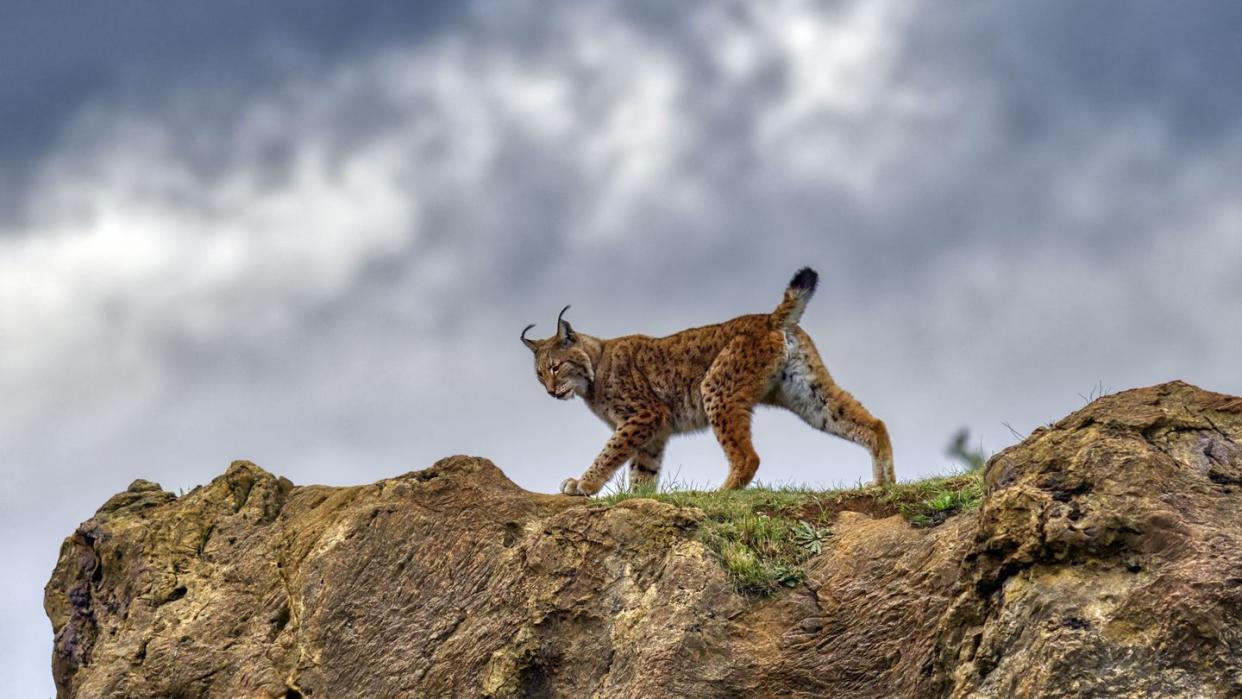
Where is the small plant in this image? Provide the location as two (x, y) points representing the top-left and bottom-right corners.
(945, 428), (987, 472)
(770, 561), (804, 588)
(1078, 380), (1112, 404)
(899, 474), (984, 528)
(927, 490), (961, 511)
(791, 520), (830, 555)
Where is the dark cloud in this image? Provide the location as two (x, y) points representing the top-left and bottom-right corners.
(0, 0), (461, 221)
(4, 2), (1242, 695)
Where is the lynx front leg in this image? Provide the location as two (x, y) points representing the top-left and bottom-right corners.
(627, 436), (668, 491)
(561, 409), (668, 496)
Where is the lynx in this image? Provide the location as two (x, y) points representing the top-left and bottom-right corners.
(521, 268), (894, 495)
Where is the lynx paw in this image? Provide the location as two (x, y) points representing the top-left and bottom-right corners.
(560, 477), (602, 496)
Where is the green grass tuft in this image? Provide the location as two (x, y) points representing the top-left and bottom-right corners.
(592, 467), (985, 596)
(896, 473), (985, 528)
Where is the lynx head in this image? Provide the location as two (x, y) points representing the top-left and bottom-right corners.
(521, 305), (594, 400)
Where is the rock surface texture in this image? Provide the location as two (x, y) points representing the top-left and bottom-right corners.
(46, 381), (1242, 698)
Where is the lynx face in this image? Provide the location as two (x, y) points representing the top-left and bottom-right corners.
(522, 305), (594, 401)
(532, 345), (593, 400)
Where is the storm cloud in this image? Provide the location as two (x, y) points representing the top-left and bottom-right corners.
(3, 2), (1240, 694)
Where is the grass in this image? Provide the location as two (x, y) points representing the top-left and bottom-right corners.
(591, 468), (985, 596)
(895, 473), (985, 527)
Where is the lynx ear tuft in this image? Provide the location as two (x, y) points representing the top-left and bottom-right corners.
(556, 305), (576, 344)
(521, 323), (538, 351)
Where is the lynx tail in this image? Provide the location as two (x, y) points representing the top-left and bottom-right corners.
(770, 267), (818, 329)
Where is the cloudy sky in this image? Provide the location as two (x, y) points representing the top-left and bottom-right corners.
(4, 1), (1241, 694)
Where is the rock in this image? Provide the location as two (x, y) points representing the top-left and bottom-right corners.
(44, 382), (1242, 698)
(932, 381), (1242, 698)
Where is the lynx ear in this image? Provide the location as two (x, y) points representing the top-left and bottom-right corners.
(521, 324), (538, 351)
(555, 305), (575, 345)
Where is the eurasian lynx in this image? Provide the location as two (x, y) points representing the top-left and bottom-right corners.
(521, 268), (894, 495)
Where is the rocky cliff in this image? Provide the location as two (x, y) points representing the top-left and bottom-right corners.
(45, 381), (1242, 698)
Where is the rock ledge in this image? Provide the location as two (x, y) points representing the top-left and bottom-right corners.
(46, 382), (1242, 698)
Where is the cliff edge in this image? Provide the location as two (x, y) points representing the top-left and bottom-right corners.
(45, 381), (1242, 697)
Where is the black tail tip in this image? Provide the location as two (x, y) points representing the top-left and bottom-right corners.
(789, 267), (818, 293)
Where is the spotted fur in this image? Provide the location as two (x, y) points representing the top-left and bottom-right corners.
(522, 267), (894, 495)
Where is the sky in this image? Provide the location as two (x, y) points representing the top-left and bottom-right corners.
(3, 1), (1241, 695)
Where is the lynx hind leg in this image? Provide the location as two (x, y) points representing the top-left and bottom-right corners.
(777, 329), (895, 486)
(702, 332), (787, 490)
(628, 436), (667, 491)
